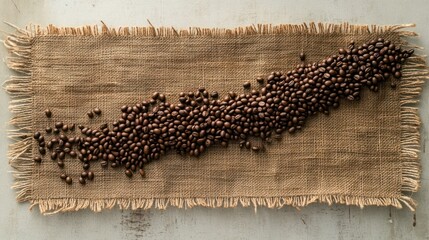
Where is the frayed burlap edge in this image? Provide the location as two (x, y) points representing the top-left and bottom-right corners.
(2, 22), (425, 215)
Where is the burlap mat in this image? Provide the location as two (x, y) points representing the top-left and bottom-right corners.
(4, 23), (425, 214)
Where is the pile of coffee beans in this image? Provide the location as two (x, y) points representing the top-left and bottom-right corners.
(32, 38), (413, 184)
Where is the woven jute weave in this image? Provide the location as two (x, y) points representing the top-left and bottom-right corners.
(3, 23), (426, 214)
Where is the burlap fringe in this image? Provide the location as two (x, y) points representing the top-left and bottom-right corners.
(21, 22), (417, 38)
(34, 195), (408, 215)
(3, 22), (424, 214)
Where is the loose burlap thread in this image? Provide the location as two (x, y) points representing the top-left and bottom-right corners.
(3, 23), (425, 214)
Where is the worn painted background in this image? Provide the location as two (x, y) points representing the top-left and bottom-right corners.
(0, 0), (428, 239)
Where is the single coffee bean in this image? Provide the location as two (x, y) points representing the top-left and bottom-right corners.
(39, 147), (46, 155)
(60, 173), (67, 180)
(251, 146), (260, 152)
(139, 169), (146, 178)
(69, 151), (77, 158)
(159, 94), (166, 102)
(79, 177), (86, 185)
(53, 128), (60, 134)
(55, 122), (63, 129)
(87, 111), (94, 118)
(45, 127), (52, 133)
(87, 171), (94, 180)
(34, 156), (42, 163)
(33, 132), (41, 139)
(152, 92), (160, 100)
(81, 171), (88, 178)
(93, 107), (102, 115)
(256, 77), (264, 84)
(65, 176), (73, 185)
(243, 82), (251, 88)
(299, 52), (306, 61)
(44, 109), (52, 118)
(57, 161), (65, 168)
(211, 91), (219, 99)
(125, 169), (133, 178)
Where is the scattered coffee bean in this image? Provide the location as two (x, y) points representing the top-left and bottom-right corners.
(139, 169), (146, 178)
(34, 156), (42, 163)
(57, 161), (64, 168)
(60, 173), (67, 180)
(55, 122), (63, 129)
(299, 52), (306, 61)
(256, 77), (264, 84)
(45, 109), (52, 118)
(251, 146), (260, 152)
(152, 92), (160, 100)
(243, 82), (251, 88)
(87, 171), (94, 180)
(45, 127), (52, 133)
(33, 132), (41, 140)
(93, 107), (102, 115)
(81, 171), (88, 178)
(87, 111), (94, 118)
(125, 170), (133, 178)
(65, 176), (73, 185)
(79, 177), (86, 185)
(211, 91), (219, 99)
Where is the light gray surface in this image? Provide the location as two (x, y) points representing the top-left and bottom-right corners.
(0, 0), (428, 239)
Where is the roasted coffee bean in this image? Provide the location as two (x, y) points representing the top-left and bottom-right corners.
(33, 132), (41, 140)
(139, 169), (146, 178)
(125, 170), (133, 178)
(299, 52), (306, 61)
(60, 173), (67, 180)
(152, 92), (160, 100)
(65, 176), (73, 185)
(44, 109), (52, 118)
(81, 171), (88, 178)
(211, 91), (219, 98)
(93, 107), (102, 115)
(87, 171), (94, 180)
(34, 156), (42, 163)
(69, 151), (77, 158)
(79, 177), (86, 185)
(83, 163), (90, 170)
(87, 111), (94, 118)
(53, 128), (60, 134)
(45, 127), (52, 133)
(39, 147), (46, 155)
(57, 161), (65, 168)
(32, 39), (412, 184)
(55, 122), (63, 129)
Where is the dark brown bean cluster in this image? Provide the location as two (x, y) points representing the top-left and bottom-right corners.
(32, 39), (413, 184)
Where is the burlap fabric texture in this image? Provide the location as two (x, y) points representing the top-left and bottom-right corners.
(4, 23), (425, 214)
